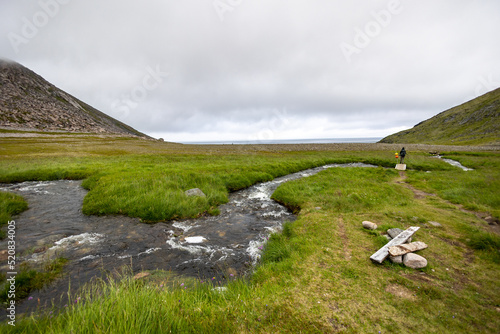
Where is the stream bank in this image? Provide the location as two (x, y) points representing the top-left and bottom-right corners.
(0, 163), (377, 314)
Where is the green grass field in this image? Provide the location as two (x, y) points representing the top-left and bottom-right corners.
(0, 136), (499, 333)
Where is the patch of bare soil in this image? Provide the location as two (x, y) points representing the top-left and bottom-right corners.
(337, 216), (351, 261)
(470, 211), (500, 235)
(402, 272), (436, 284)
(438, 203), (500, 235)
(385, 284), (416, 300)
(394, 171), (435, 199)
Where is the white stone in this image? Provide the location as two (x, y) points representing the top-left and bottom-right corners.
(370, 226), (420, 263)
(362, 221), (377, 230)
(389, 255), (403, 264)
(185, 188), (206, 197)
(389, 241), (428, 256)
(403, 253), (427, 269)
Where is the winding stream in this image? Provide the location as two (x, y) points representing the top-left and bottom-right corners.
(435, 155), (473, 171)
(0, 163), (375, 314)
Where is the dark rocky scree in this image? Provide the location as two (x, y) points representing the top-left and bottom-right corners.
(0, 60), (147, 137)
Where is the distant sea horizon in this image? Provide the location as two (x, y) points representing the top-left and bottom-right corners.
(181, 137), (383, 145)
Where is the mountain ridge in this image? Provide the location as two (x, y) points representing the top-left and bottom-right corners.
(0, 59), (150, 138)
(379, 88), (500, 145)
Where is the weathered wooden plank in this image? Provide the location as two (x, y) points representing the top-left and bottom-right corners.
(370, 226), (420, 263)
(395, 164), (406, 171)
(388, 241), (428, 256)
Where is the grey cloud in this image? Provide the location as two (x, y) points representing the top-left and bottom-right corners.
(1, 0), (499, 141)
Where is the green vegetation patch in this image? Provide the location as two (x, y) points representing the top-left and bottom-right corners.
(5, 270), (329, 333)
(82, 170), (229, 221)
(407, 153), (500, 218)
(2, 138), (451, 222)
(0, 191), (28, 239)
(273, 167), (412, 213)
(1, 137), (499, 333)
(262, 164), (500, 332)
(0, 258), (68, 305)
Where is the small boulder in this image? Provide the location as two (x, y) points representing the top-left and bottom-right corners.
(362, 221), (377, 230)
(185, 188), (206, 197)
(387, 228), (404, 238)
(388, 228), (411, 243)
(389, 255), (403, 264)
(428, 221), (442, 227)
(484, 216), (497, 225)
(403, 253), (427, 269)
(389, 241), (428, 257)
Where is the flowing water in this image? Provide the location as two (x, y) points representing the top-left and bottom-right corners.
(434, 155), (473, 171)
(0, 163), (375, 314)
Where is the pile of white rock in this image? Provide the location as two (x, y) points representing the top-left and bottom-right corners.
(386, 228), (428, 269)
(363, 222), (428, 269)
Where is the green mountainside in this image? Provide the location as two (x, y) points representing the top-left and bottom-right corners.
(380, 88), (500, 145)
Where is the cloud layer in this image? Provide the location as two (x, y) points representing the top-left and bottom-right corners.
(2, 0), (499, 142)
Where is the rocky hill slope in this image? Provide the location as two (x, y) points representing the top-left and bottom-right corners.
(379, 88), (500, 145)
(0, 60), (149, 137)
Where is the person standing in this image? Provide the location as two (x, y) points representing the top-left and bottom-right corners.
(399, 147), (406, 164)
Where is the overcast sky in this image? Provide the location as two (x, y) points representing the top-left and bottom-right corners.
(1, 0), (499, 142)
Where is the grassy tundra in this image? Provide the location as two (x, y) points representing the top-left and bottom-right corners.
(0, 135), (499, 333)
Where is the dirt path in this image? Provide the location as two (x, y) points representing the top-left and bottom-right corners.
(393, 171), (500, 235)
(394, 171), (435, 199)
(337, 216), (351, 261)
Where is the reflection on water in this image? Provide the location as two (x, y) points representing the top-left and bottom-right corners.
(0, 163), (375, 314)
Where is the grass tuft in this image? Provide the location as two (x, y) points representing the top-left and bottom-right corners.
(0, 191), (28, 239)
(0, 258), (68, 304)
(467, 231), (500, 251)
